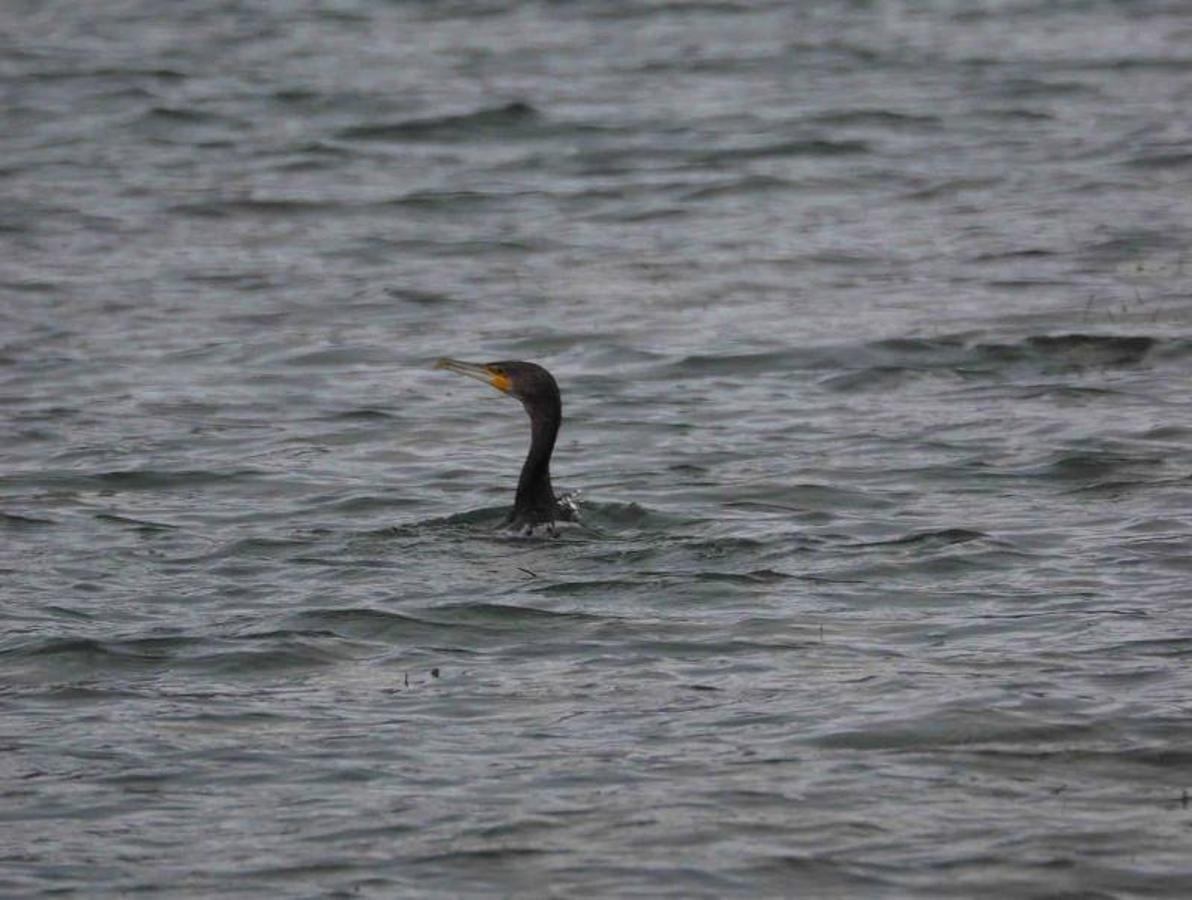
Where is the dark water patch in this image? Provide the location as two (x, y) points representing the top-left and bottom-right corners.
(902, 176), (1001, 200)
(179, 642), (347, 674)
(986, 278), (1073, 291)
(1139, 424), (1192, 442)
(529, 576), (664, 598)
(983, 78), (1094, 99)
(24, 66), (188, 83)
(956, 334), (1166, 374)
(1062, 478), (1185, 500)
(584, 1), (762, 20)
(228, 627), (341, 644)
(587, 205), (687, 224)
(170, 198), (336, 218)
(338, 101), (541, 141)
(1, 512), (55, 528)
(274, 140), (355, 162)
(1007, 384), (1121, 402)
(43, 606), (96, 622)
(1124, 151), (1192, 170)
(824, 549), (1035, 584)
(741, 854), (893, 894)
(1150, 338), (1192, 363)
(682, 174), (796, 200)
(812, 710), (1096, 750)
(632, 634), (815, 657)
(1040, 449), (1165, 483)
(862, 528), (993, 549)
(962, 745), (1192, 779)
(1024, 334), (1156, 365)
(270, 88), (321, 104)
(696, 138), (869, 164)
(134, 106), (246, 139)
(720, 499), (831, 527)
(383, 189), (508, 212)
(27, 684), (145, 703)
(287, 608), (475, 643)
(300, 822), (421, 845)
(383, 287), (455, 306)
(2, 635), (205, 674)
(240, 861), (378, 887)
(407, 847), (561, 869)
(325, 408), (394, 421)
(428, 601), (611, 628)
(971, 248), (1057, 262)
(1100, 57), (1192, 72)
(1081, 231), (1175, 264)
(0, 219), (33, 237)
(1094, 637), (1192, 659)
(369, 509), (500, 538)
(384, 501), (687, 543)
(977, 107), (1053, 122)
(818, 366), (926, 392)
(374, 236), (547, 257)
(94, 513), (180, 533)
(666, 348), (824, 376)
(692, 568), (789, 585)
(0, 468), (261, 492)
(663, 336), (984, 378)
(809, 109), (942, 129)
(371, 504), (577, 540)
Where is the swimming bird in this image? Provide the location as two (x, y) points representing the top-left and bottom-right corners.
(435, 358), (575, 534)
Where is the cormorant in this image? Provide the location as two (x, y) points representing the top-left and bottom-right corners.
(434, 358), (575, 533)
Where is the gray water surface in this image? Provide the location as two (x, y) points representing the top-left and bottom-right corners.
(3, 1), (1192, 896)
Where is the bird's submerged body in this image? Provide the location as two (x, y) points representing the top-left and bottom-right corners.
(435, 357), (576, 535)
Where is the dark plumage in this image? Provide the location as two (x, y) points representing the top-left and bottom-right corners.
(435, 358), (574, 532)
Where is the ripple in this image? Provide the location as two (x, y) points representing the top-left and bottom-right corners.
(338, 101), (540, 141)
(0, 512), (55, 528)
(812, 709), (1097, 750)
(862, 528), (993, 548)
(695, 138), (870, 164)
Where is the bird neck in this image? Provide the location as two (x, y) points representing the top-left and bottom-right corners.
(514, 397), (560, 518)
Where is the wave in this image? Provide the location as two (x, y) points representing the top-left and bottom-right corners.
(1, 512), (55, 528)
(0, 468), (260, 492)
(809, 109), (943, 129)
(665, 333), (1186, 383)
(695, 138), (869, 164)
(338, 101), (541, 141)
(371, 499), (685, 541)
(860, 528), (993, 548)
(170, 198), (335, 218)
(3, 631), (352, 676)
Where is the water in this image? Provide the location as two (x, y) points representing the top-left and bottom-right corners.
(3, 1), (1192, 895)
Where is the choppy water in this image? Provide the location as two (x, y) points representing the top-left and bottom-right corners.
(4, 1), (1192, 896)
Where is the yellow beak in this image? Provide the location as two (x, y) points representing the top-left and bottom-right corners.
(435, 358), (511, 394)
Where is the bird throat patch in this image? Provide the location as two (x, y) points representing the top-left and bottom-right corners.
(490, 372), (512, 393)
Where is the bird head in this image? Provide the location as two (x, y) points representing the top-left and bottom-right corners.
(435, 358), (559, 408)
